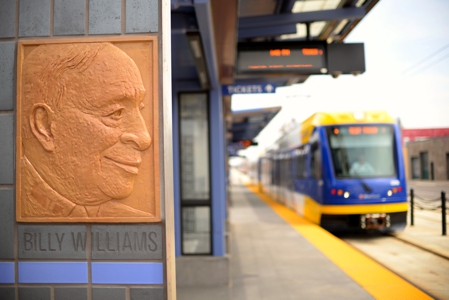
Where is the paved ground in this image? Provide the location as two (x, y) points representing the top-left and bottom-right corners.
(342, 231), (449, 299)
(393, 180), (449, 259)
(339, 179), (449, 300)
(177, 177), (448, 300)
(179, 184), (374, 300)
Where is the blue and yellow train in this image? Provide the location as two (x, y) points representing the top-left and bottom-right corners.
(258, 111), (408, 232)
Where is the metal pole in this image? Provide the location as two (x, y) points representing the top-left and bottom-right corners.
(442, 191), (447, 236)
(305, 22), (311, 41)
(162, 1), (176, 296)
(410, 189), (414, 226)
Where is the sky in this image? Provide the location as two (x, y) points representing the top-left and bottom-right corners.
(232, 0), (449, 160)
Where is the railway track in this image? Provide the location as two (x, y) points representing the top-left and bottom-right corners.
(338, 219), (449, 299)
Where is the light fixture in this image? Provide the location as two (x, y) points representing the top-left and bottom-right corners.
(186, 33), (210, 89)
(355, 0), (366, 7)
(333, 19), (349, 36)
(189, 40), (202, 58)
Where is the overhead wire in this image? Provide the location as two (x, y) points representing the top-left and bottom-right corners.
(409, 52), (449, 77)
(401, 42), (449, 75)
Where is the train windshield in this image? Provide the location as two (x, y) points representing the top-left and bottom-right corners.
(326, 125), (396, 178)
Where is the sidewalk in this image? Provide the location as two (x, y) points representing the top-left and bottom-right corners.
(392, 209), (449, 260)
(394, 179), (449, 260)
(407, 180), (449, 187)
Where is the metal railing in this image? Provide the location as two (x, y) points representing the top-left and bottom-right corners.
(409, 189), (447, 236)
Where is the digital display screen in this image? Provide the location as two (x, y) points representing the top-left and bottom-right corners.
(237, 42), (327, 75)
(347, 126), (387, 135)
(331, 125), (392, 137)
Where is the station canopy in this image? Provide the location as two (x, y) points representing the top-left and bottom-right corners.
(228, 106), (281, 155)
(234, 0), (375, 86)
(171, 0), (378, 87)
(171, 0), (379, 153)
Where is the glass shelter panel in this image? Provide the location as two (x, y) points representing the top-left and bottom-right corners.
(182, 206), (211, 254)
(179, 93), (210, 201)
(326, 125), (396, 178)
(179, 93), (212, 255)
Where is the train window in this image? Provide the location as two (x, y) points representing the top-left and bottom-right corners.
(282, 158), (288, 187)
(326, 125), (396, 178)
(311, 142), (321, 179)
(273, 158), (280, 185)
(285, 157), (291, 187)
(296, 154), (306, 179)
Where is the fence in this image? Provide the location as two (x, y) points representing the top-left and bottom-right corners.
(409, 189), (447, 236)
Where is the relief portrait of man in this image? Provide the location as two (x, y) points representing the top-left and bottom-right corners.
(17, 40), (160, 222)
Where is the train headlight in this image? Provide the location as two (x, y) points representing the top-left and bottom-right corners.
(387, 190), (393, 196)
(344, 191), (350, 198)
(353, 111), (365, 120)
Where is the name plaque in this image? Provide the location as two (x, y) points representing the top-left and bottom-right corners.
(91, 225), (162, 259)
(19, 225), (87, 259)
(18, 225), (163, 260)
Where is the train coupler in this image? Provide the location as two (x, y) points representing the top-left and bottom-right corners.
(360, 213), (391, 230)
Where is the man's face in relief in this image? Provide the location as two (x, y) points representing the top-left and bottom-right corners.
(45, 45), (152, 206)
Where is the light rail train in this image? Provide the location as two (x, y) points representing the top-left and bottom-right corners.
(257, 111), (408, 232)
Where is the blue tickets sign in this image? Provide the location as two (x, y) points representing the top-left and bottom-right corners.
(222, 83), (276, 95)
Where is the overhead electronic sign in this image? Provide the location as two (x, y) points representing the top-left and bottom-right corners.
(236, 42), (365, 77)
(237, 42), (327, 75)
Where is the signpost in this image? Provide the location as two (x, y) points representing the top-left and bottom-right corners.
(222, 83), (277, 95)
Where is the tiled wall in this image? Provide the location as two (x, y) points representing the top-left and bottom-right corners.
(0, 0), (164, 299)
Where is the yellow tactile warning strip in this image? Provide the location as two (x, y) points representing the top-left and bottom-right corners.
(245, 184), (433, 300)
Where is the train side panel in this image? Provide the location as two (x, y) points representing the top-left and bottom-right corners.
(257, 111), (408, 232)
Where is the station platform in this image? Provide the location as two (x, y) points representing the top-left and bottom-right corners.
(396, 180), (449, 261)
(393, 209), (449, 261)
(178, 176), (438, 300)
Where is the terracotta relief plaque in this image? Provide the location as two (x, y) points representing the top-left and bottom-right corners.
(16, 37), (160, 223)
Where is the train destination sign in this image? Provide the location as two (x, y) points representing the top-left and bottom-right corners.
(237, 42), (327, 75)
